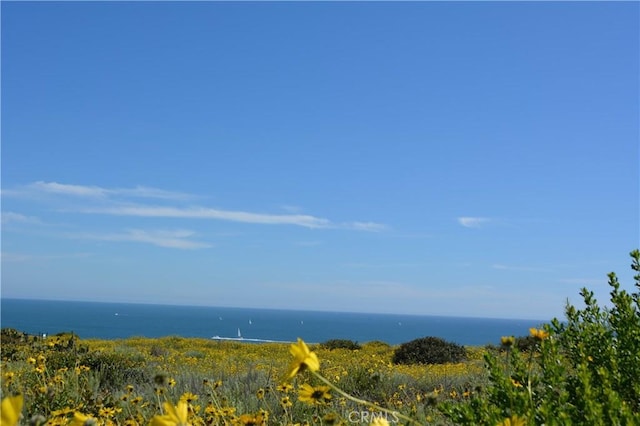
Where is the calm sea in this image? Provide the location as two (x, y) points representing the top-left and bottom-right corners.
(0, 298), (547, 346)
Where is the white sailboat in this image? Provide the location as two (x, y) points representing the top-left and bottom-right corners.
(237, 328), (242, 339)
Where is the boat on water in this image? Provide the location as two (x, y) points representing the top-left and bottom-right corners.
(210, 327), (299, 344)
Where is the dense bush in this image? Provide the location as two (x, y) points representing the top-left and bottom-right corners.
(440, 249), (640, 425)
(392, 336), (467, 365)
(514, 335), (538, 352)
(320, 339), (362, 350)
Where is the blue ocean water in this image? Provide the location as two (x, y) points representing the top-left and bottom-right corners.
(0, 298), (547, 346)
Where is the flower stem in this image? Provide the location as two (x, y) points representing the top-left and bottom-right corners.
(311, 370), (421, 425)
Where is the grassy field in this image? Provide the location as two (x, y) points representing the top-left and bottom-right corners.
(1, 331), (488, 425)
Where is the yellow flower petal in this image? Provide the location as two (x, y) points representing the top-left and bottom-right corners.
(68, 412), (97, 426)
(1, 395), (23, 426)
(529, 328), (549, 340)
(150, 401), (191, 426)
(285, 338), (320, 380)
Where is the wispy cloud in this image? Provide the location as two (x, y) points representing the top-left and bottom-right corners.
(491, 264), (552, 272)
(1, 212), (43, 225)
(458, 217), (490, 228)
(29, 181), (110, 197)
(81, 205), (334, 229)
(344, 221), (388, 232)
(78, 229), (212, 250)
(23, 181), (196, 200)
(5, 181), (386, 231)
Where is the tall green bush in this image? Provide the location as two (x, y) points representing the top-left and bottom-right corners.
(392, 336), (466, 365)
(440, 249), (640, 425)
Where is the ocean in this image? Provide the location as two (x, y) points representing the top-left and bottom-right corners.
(0, 298), (547, 346)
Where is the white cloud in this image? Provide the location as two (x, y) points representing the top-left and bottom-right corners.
(79, 229), (212, 250)
(29, 181), (109, 197)
(27, 181), (193, 200)
(1, 212), (42, 225)
(82, 205), (334, 228)
(491, 264), (552, 272)
(345, 221), (388, 232)
(458, 217), (490, 228)
(115, 186), (196, 200)
(5, 181), (387, 231)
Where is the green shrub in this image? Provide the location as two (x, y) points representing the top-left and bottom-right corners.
(320, 339), (362, 351)
(81, 350), (148, 389)
(392, 336), (466, 365)
(440, 249), (640, 425)
(339, 365), (385, 403)
(514, 335), (538, 352)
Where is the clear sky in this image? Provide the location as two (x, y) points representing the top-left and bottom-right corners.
(1, 2), (638, 320)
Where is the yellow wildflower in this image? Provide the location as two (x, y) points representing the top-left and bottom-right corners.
(237, 413), (265, 425)
(150, 401), (191, 426)
(322, 412), (340, 425)
(255, 388), (265, 399)
(500, 336), (515, 347)
(496, 415), (527, 426)
(99, 407), (121, 418)
(285, 338), (320, 380)
(298, 384), (331, 405)
(529, 328), (549, 340)
(280, 396), (293, 408)
(75, 365), (90, 374)
(180, 393), (198, 404)
(3, 372), (15, 385)
(276, 383), (293, 393)
(1, 395), (23, 426)
(370, 418), (390, 426)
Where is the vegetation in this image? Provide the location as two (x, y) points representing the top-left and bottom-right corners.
(392, 337), (467, 366)
(440, 249), (640, 425)
(319, 339), (362, 351)
(1, 250), (638, 425)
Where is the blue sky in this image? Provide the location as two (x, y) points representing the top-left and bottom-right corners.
(1, 2), (638, 320)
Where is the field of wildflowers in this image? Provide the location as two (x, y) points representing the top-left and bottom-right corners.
(1, 331), (484, 425)
(2, 250), (639, 425)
